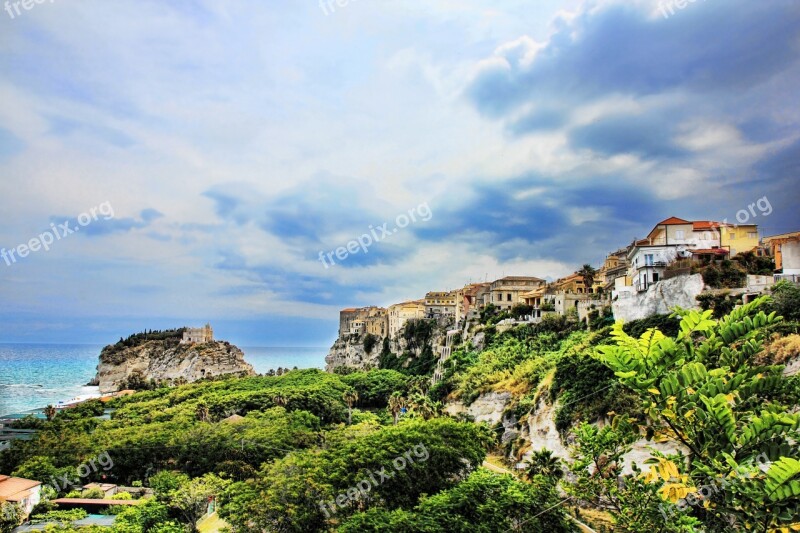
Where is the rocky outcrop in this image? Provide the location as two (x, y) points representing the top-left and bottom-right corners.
(613, 274), (705, 322)
(94, 340), (254, 393)
(516, 394), (687, 476)
(326, 317), (453, 372)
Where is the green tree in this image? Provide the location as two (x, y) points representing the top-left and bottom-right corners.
(342, 389), (359, 425)
(524, 448), (564, 480)
(599, 297), (800, 531)
(339, 468), (571, 532)
(43, 405), (57, 422)
(578, 264), (597, 293)
(567, 422), (701, 532)
(0, 502), (22, 533)
(771, 280), (800, 321)
(388, 392), (405, 425)
(171, 473), (230, 531)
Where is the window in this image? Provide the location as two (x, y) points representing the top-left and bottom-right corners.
(507, 293), (512, 301)
(676, 230), (685, 239)
(729, 233), (736, 240)
(645, 254), (654, 266)
(748, 232), (757, 239)
(653, 273), (660, 282)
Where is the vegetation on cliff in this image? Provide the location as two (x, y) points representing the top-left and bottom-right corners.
(2, 295), (799, 532)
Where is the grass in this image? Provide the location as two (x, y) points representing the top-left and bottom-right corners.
(197, 512), (229, 533)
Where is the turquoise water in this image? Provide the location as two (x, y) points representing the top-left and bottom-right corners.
(0, 344), (328, 417)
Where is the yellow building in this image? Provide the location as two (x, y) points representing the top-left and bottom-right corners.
(424, 291), (458, 317)
(388, 300), (426, 338)
(489, 276), (545, 311)
(719, 224), (759, 257)
(551, 273), (595, 294)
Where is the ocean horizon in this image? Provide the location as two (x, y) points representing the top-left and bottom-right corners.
(0, 342), (328, 417)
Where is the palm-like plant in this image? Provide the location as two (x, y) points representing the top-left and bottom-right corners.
(43, 405), (57, 421)
(342, 390), (358, 425)
(272, 394), (288, 408)
(524, 448), (564, 480)
(195, 402), (209, 422)
(409, 393), (440, 420)
(578, 264), (597, 293)
(388, 392), (405, 425)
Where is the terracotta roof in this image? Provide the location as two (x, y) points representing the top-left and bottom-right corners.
(656, 216), (691, 225)
(692, 220), (727, 231)
(691, 249), (729, 255)
(340, 308), (358, 313)
(496, 276), (545, 282)
(0, 475), (42, 501)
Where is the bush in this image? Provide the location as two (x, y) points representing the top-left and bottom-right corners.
(696, 291), (742, 318)
(363, 334), (378, 354)
(622, 314), (680, 339)
(771, 280), (800, 321)
(81, 487), (106, 499)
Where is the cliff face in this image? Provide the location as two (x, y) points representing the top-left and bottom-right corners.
(325, 318), (453, 372)
(612, 274), (705, 322)
(94, 340), (255, 393)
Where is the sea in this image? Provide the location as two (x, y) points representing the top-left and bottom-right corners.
(0, 343), (328, 418)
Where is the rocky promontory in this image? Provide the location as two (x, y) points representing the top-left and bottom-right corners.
(92, 329), (255, 393)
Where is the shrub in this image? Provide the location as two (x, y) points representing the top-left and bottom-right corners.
(363, 334), (378, 354)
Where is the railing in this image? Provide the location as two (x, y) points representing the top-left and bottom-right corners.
(775, 274), (800, 284)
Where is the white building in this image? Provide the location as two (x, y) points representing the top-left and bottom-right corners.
(0, 475), (42, 519)
(627, 217), (729, 292)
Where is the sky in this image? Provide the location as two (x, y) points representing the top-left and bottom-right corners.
(0, 0), (798, 347)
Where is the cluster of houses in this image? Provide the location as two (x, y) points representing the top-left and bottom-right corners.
(338, 217), (800, 340)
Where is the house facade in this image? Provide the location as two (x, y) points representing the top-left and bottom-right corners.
(764, 231), (800, 275)
(338, 307), (388, 337)
(388, 300), (426, 338)
(0, 475), (42, 519)
(424, 291), (458, 318)
(454, 283), (491, 322)
(489, 276), (546, 311)
(626, 216), (759, 292)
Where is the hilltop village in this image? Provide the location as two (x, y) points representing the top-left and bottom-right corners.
(327, 216), (800, 372)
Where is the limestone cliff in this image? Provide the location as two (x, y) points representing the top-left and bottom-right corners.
(326, 317), (453, 372)
(93, 339), (255, 393)
(613, 274), (705, 322)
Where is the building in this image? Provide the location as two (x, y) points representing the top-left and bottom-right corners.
(551, 273), (595, 295)
(338, 307), (388, 337)
(454, 283), (491, 322)
(0, 474), (42, 518)
(424, 291), (458, 318)
(626, 217), (759, 292)
(388, 300), (426, 338)
(181, 324), (213, 344)
(719, 223), (759, 257)
(489, 276), (546, 311)
(520, 286), (549, 322)
(597, 248), (630, 293)
(764, 231), (800, 275)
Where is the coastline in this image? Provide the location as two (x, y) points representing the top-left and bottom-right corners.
(1, 344), (329, 419)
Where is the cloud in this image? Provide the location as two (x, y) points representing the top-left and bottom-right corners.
(467, 1), (800, 118)
(49, 208), (163, 237)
